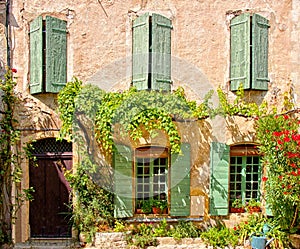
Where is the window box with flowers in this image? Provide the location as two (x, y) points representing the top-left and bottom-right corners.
(230, 199), (245, 213)
(246, 199), (261, 213)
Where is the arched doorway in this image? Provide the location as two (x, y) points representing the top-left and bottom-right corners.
(29, 138), (72, 238)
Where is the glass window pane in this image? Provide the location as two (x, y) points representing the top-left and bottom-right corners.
(253, 157), (259, 164)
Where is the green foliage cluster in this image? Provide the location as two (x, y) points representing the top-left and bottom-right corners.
(65, 165), (114, 242)
(125, 219), (201, 248)
(217, 84), (268, 117)
(200, 225), (239, 248)
(58, 82), (217, 155)
(234, 214), (292, 249)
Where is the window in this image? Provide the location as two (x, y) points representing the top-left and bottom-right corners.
(136, 157), (168, 202)
(229, 151), (261, 207)
(230, 13), (269, 91)
(113, 144), (191, 218)
(132, 13), (172, 91)
(29, 16), (67, 94)
(209, 143), (261, 215)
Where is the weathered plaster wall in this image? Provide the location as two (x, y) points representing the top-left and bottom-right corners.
(4, 0), (299, 243)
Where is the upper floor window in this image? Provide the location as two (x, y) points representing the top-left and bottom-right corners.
(132, 13), (172, 92)
(29, 16), (67, 94)
(230, 13), (269, 91)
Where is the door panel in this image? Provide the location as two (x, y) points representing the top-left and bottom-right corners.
(29, 157), (72, 237)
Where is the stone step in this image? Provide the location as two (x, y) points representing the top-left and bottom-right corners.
(14, 238), (80, 249)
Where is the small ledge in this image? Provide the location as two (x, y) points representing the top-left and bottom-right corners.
(126, 216), (204, 223)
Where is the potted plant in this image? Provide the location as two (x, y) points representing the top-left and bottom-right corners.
(139, 200), (152, 214)
(152, 200), (168, 214)
(230, 199), (245, 213)
(246, 199), (261, 213)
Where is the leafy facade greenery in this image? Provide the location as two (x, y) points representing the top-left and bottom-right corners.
(56, 80), (299, 246)
(0, 70), (34, 246)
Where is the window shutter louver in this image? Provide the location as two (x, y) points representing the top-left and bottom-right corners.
(114, 144), (133, 218)
(132, 13), (150, 90)
(46, 16), (67, 93)
(170, 143), (190, 216)
(230, 13), (250, 91)
(252, 14), (269, 90)
(151, 13), (172, 92)
(209, 142), (229, 216)
(29, 16), (43, 94)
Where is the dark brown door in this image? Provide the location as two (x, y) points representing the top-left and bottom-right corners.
(29, 156), (72, 237)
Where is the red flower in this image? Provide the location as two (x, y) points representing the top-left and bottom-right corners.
(277, 140), (283, 145)
(292, 134), (300, 141)
(291, 171), (297, 176)
(290, 163), (297, 168)
(11, 68), (17, 73)
(298, 169), (300, 175)
(284, 191), (288, 195)
(273, 131), (283, 137)
(262, 176), (268, 182)
(233, 227), (237, 231)
(284, 115), (289, 120)
(284, 137), (290, 142)
(279, 175), (283, 180)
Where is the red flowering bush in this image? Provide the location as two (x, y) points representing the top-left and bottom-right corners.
(256, 113), (300, 231)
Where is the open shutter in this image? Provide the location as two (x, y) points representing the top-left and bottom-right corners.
(114, 144), (133, 218)
(230, 13), (250, 91)
(45, 16), (67, 93)
(170, 143), (190, 216)
(209, 142), (229, 215)
(132, 13), (150, 90)
(151, 14), (172, 92)
(29, 16), (43, 94)
(252, 14), (269, 90)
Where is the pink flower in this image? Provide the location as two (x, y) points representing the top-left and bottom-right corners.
(11, 68), (17, 73)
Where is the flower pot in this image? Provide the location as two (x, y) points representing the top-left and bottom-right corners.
(230, 207), (245, 213)
(248, 206), (261, 213)
(152, 207), (162, 214)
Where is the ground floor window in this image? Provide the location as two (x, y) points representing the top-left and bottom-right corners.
(135, 147), (169, 214)
(114, 143), (191, 218)
(229, 145), (261, 208)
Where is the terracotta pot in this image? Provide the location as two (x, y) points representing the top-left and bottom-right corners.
(230, 207), (245, 213)
(248, 206), (261, 213)
(152, 207), (162, 214)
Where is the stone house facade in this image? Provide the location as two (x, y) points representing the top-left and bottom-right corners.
(0, 0), (299, 244)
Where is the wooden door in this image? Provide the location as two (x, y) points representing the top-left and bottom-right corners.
(29, 156), (72, 237)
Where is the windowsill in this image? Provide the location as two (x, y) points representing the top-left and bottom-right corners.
(126, 216), (204, 223)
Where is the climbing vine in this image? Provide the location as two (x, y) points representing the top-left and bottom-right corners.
(0, 69), (34, 246)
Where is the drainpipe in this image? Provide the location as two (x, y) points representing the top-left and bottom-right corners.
(5, 0), (10, 67)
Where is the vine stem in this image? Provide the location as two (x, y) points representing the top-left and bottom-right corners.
(290, 205), (298, 229)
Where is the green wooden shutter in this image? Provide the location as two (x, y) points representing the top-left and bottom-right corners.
(114, 144), (133, 218)
(151, 14), (172, 92)
(29, 16), (43, 94)
(170, 143), (190, 216)
(132, 13), (150, 90)
(209, 142), (229, 216)
(230, 13), (250, 91)
(45, 16), (67, 93)
(252, 14), (269, 90)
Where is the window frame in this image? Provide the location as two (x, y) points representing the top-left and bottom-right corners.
(133, 146), (170, 214)
(229, 145), (262, 209)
